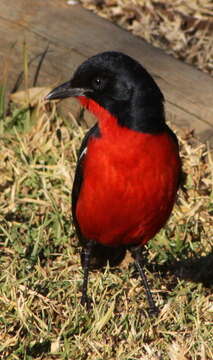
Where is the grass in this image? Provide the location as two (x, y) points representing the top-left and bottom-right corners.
(79, 0), (213, 76)
(0, 85), (213, 360)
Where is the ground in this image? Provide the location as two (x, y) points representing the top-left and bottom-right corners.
(0, 1), (212, 359)
(80, 0), (213, 75)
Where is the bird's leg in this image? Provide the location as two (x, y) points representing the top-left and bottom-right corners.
(80, 240), (93, 309)
(130, 246), (159, 316)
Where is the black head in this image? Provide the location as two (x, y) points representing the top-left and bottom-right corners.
(46, 51), (165, 133)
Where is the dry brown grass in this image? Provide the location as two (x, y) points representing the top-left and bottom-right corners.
(0, 2), (212, 359)
(0, 88), (212, 359)
(80, 0), (213, 75)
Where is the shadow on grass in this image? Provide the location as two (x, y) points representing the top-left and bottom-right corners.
(79, 241), (213, 289)
(85, 246), (213, 293)
(167, 252), (213, 288)
(143, 251), (213, 290)
(26, 340), (51, 358)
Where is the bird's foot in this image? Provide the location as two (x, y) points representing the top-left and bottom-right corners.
(148, 305), (159, 317)
(80, 294), (92, 310)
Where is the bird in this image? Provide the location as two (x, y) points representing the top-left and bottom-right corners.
(45, 51), (181, 314)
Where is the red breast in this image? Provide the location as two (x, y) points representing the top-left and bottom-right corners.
(76, 97), (181, 247)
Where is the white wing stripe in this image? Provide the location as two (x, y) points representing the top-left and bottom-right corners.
(79, 147), (87, 161)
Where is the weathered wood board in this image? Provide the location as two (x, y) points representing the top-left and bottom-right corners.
(0, 0), (213, 144)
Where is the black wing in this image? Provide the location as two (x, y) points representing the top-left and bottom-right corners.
(165, 124), (183, 189)
(165, 124), (179, 147)
(71, 123), (100, 243)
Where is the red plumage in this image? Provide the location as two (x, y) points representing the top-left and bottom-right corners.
(76, 97), (181, 247)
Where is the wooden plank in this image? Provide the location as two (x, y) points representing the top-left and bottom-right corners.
(0, 0), (212, 144)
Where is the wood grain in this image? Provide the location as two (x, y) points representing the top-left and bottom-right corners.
(0, 0), (212, 144)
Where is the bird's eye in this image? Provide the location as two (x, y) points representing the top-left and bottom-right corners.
(92, 77), (105, 91)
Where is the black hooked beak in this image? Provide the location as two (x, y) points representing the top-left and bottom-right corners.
(45, 81), (93, 101)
